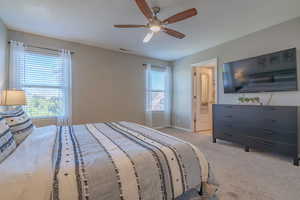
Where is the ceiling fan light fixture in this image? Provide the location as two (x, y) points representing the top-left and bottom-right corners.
(150, 25), (161, 32)
(143, 32), (154, 43)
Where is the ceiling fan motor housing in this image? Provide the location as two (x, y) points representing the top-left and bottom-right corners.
(152, 7), (161, 16)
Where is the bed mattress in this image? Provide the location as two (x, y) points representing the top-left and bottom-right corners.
(0, 122), (216, 200)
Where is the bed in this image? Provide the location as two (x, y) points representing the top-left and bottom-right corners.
(0, 121), (217, 200)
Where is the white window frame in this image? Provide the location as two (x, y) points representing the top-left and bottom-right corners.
(149, 67), (166, 112)
(21, 49), (66, 119)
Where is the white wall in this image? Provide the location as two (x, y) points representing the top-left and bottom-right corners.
(0, 19), (7, 90)
(172, 17), (300, 130)
(8, 30), (170, 126)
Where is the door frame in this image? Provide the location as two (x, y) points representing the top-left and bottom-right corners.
(191, 58), (219, 132)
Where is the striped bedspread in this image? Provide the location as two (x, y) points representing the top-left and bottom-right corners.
(0, 122), (217, 200)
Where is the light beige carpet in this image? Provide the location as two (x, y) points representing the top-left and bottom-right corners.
(161, 128), (300, 200)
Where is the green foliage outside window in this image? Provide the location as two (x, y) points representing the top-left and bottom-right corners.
(25, 95), (63, 118)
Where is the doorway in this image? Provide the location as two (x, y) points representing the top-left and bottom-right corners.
(192, 59), (218, 133)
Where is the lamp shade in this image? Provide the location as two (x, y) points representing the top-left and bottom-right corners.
(0, 90), (26, 106)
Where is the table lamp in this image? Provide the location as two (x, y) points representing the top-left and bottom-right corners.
(0, 89), (26, 106)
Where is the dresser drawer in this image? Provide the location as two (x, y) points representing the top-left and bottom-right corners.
(214, 121), (297, 145)
(259, 106), (296, 113)
(213, 121), (247, 135)
(256, 107), (297, 131)
(214, 105), (260, 124)
(214, 127), (246, 144)
(244, 127), (297, 145)
(246, 136), (297, 156)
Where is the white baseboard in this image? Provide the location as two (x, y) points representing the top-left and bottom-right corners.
(152, 126), (168, 130)
(171, 126), (192, 132)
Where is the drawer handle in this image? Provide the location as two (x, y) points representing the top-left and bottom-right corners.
(262, 141), (274, 146)
(265, 107), (277, 111)
(225, 124), (233, 128)
(224, 132), (233, 137)
(264, 119), (277, 123)
(263, 129), (274, 135)
(256, 139), (274, 146)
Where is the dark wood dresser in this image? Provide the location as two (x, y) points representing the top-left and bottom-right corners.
(213, 104), (299, 166)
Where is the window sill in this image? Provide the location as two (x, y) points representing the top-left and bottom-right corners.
(31, 116), (59, 120)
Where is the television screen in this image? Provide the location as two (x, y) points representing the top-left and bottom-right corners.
(223, 48), (298, 93)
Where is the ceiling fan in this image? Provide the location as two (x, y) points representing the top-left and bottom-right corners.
(114, 0), (198, 43)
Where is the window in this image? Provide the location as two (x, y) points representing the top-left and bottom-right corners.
(21, 50), (65, 118)
(145, 64), (171, 127)
(149, 68), (166, 111)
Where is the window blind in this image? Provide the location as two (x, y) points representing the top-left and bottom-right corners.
(21, 50), (66, 118)
(149, 67), (166, 111)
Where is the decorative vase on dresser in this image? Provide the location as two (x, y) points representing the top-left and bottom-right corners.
(212, 104), (299, 166)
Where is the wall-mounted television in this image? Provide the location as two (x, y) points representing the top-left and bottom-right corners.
(223, 48), (298, 93)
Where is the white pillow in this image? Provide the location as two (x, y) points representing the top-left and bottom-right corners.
(0, 117), (16, 163)
(2, 107), (34, 144)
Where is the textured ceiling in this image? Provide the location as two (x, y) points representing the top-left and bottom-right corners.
(1, 0), (300, 61)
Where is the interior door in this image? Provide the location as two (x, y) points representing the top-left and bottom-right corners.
(193, 67), (214, 132)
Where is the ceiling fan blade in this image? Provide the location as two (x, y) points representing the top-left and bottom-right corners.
(143, 32), (154, 43)
(163, 8), (197, 24)
(163, 28), (185, 39)
(114, 25), (146, 28)
(134, 0), (153, 20)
